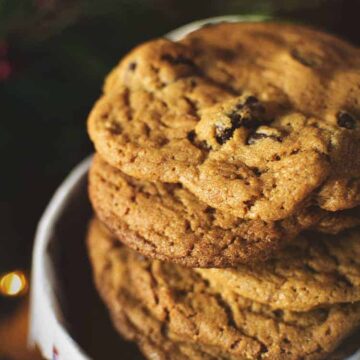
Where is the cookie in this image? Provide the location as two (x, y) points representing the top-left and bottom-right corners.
(315, 207), (360, 234)
(196, 228), (360, 312)
(89, 155), (360, 268)
(87, 218), (360, 360)
(88, 22), (360, 221)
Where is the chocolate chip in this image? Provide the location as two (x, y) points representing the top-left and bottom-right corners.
(242, 117), (261, 129)
(244, 199), (255, 209)
(205, 206), (216, 214)
(187, 130), (210, 150)
(290, 49), (319, 68)
(187, 130), (196, 142)
(230, 110), (266, 129)
(245, 96), (259, 105)
(215, 126), (234, 145)
(251, 167), (262, 177)
(128, 62), (137, 71)
(229, 112), (242, 126)
(110, 124), (122, 135)
(106, 122), (122, 135)
(337, 111), (356, 129)
(215, 112), (241, 144)
(246, 132), (282, 145)
(161, 54), (196, 67)
(241, 99), (266, 115)
(215, 98), (271, 145)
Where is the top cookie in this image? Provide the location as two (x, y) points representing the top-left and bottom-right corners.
(88, 22), (360, 221)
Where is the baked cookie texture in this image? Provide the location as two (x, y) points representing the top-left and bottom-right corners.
(196, 228), (360, 312)
(88, 22), (360, 221)
(89, 155), (360, 268)
(87, 218), (360, 360)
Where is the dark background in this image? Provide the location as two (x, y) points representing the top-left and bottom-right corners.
(0, 0), (359, 321)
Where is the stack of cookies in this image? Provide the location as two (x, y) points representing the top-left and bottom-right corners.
(86, 22), (360, 359)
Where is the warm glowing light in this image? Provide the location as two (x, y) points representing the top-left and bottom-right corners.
(0, 271), (28, 296)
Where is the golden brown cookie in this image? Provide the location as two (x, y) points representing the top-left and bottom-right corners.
(88, 22), (360, 221)
(87, 218), (360, 360)
(196, 228), (360, 311)
(88, 155), (360, 268)
(314, 207), (360, 234)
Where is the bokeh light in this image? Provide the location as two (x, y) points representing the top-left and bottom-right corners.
(0, 271), (28, 297)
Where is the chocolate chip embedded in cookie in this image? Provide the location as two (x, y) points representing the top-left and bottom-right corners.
(88, 155), (360, 268)
(87, 218), (360, 360)
(194, 94), (270, 149)
(187, 108), (340, 220)
(88, 22), (360, 221)
(181, 22), (360, 120)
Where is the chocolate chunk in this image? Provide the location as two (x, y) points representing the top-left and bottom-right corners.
(187, 130), (210, 150)
(105, 122), (122, 135)
(204, 206), (216, 214)
(128, 62), (137, 71)
(215, 99), (271, 145)
(242, 117), (262, 129)
(215, 126), (235, 145)
(244, 199), (255, 209)
(187, 130), (196, 143)
(230, 111), (266, 129)
(229, 112), (242, 126)
(245, 96), (259, 105)
(337, 111), (356, 129)
(215, 112), (242, 144)
(251, 167), (262, 177)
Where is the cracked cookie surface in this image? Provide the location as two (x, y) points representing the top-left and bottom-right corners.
(88, 155), (360, 267)
(196, 228), (360, 311)
(87, 218), (360, 360)
(88, 22), (360, 221)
